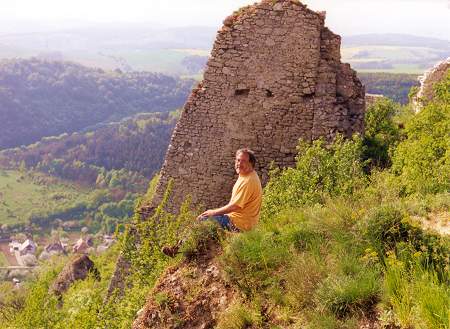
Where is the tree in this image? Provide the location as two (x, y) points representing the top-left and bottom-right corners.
(363, 98), (401, 169)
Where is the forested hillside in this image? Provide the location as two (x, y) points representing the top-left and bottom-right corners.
(0, 112), (179, 236)
(358, 72), (419, 104)
(0, 58), (194, 149)
(0, 111), (177, 181)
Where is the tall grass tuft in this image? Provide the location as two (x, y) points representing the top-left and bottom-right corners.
(216, 300), (263, 329)
(314, 269), (381, 318)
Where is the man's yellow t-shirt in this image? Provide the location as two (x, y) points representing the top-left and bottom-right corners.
(228, 170), (263, 231)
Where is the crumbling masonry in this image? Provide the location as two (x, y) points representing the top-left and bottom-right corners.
(151, 0), (365, 212)
(414, 57), (449, 112)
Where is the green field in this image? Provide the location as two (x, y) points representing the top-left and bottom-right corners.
(341, 45), (445, 74)
(64, 49), (198, 74)
(0, 169), (93, 226)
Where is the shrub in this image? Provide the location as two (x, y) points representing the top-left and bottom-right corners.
(2, 259), (65, 328)
(263, 134), (366, 219)
(180, 220), (223, 260)
(364, 204), (449, 279)
(363, 98), (401, 169)
(121, 180), (195, 284)
(98, 181), (196, 328)
(391, 73), (450, 194)
(364, 205), (411, 256)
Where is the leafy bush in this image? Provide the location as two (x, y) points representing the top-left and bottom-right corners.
(392, 73), (450, 194)
(98, 181), (196, 328)
(363, 98), (401, 169)
(121, 181), (194, 283)
(364, 204), (449, 279)
(263, 134), (366, 219)
(364, 205), (412, 256)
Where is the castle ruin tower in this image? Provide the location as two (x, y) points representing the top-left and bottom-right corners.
(151, 0), (365, 212)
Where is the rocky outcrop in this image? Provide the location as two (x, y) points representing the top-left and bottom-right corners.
(414, 57), (450, 111)
(132, 243), (234, 329)
(50, 255), (100, 296)
(151, 0), (365, 213)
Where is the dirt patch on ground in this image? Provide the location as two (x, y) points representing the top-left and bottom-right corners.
(0, 242), (18, 266)
(132, 242), (236, 329)
(413, 211), (449, 236)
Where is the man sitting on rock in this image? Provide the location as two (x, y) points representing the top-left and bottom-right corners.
(197, 148), (263, 232)
(162, 148), (263, 257)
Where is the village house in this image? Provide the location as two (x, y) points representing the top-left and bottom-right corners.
(39, 240), (67, 260)
(9, 240), (21, 253)
(73, 236), (94, 254)
(19, 239), (37, 256)
(45, 240), (66, 254)
(96, 235), (116, 253)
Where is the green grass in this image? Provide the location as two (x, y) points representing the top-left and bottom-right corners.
(0, 252), (9, 266)
(0, 169), (93, 225)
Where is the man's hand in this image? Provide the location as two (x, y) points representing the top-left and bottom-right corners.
(197, 209), (216, 220)
(196, 203), (242, 221)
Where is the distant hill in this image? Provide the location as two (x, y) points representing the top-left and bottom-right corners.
(0, 58), (194, 149)
(358, 72), (419, 104)
(1, 29), (448, 74)
(342, 34), (449, 74)
(343, 34), (450, 49)
(0, 111), (177, 180)
(0, 25), (216, 74)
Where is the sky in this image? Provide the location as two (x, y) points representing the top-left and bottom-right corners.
(0, 0), (449, 39)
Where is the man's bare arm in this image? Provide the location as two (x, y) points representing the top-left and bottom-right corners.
(197, 203), (241, 220)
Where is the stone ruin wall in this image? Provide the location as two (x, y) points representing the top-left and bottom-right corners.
(150, 0), (365, 212)
(414, 57), (449, 112)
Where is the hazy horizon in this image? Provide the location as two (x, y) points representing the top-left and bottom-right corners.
(1, 0), (449, 40)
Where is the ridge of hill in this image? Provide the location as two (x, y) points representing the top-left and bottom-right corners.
(0, 58), (194, 149)
(343, 33), (450, 49)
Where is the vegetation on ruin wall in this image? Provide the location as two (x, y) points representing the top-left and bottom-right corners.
(1, 76), (449, 328)
(0, 58), (194, 149)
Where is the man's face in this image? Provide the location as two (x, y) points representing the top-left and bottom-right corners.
(235, 152), (253, 175)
